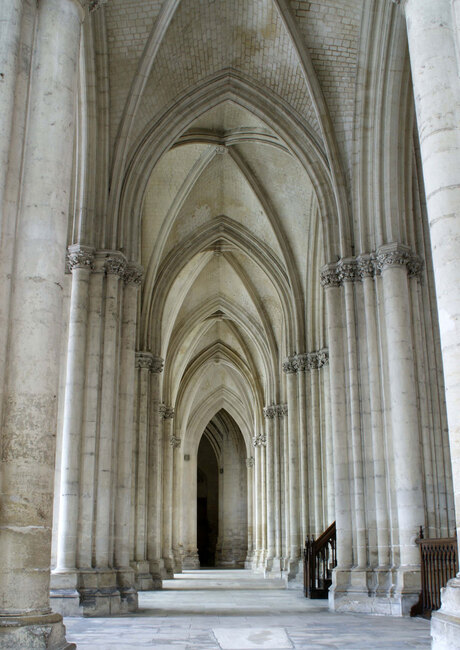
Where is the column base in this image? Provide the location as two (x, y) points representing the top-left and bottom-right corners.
(161, 555), (175, 578)
(130, 561), (161, 590)
(328, 566), (420, 616)
(431, 578), (460, 649)
(0, 612), (74, 649)
(172, 546), (183, 573)
(50, 569), (124, 616)
(244, 550), (254, 569)
(116, 567), (138, 612)
(264, 556), (283, 578)
(286, 558), (303, 588)
(252, 549), (263, 570)
(181, 549), (200, 569)
(147, 560), (163, 589)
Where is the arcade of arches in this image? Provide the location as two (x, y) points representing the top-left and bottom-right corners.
(0, 1), (460, 648)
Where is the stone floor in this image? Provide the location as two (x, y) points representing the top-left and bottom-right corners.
(65, 569), (431, 649)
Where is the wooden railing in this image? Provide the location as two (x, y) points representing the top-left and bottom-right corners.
(412, 527), (458, 618)
(304, 521), (337, 599)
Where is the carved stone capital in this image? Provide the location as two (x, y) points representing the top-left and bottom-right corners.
(307, 348), (329, 370)
(322, 245), (423, 286)
(320, 263), (341, 288)
(282, 356), (298, 374)
(87, 0), (108, 12)
(263, 406), (276, 419)
(275, 404), (288, 417)
(170, 435), (181, 448)
(214, 145), (228, 155)
(356, 255), (375, 280)
(124, 263), (143, 286)
(375, 243), (412, 272)
(135, 351), (154, 370)
(252, 433), (266, 447)
(294, 353), (309, 372)
(407, 255), (424, 279)
(160, 404), (175, 420)
(337, 258), (358, 283)
(151, 355), (164, 373)
(135, 352), (164, 373)
(246, 456), (255, 468)
(105, 253), (127, 277)
(316, 348), (329, 368)
(66, 244), (95, 272)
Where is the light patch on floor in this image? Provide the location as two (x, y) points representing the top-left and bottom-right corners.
(213, 627), (292, 649)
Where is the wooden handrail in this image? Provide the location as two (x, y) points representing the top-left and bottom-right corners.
(304, 521), (337, 599)
(411, 527), (458, 618)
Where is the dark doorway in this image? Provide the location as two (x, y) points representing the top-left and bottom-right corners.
(197, 436), (219, 566)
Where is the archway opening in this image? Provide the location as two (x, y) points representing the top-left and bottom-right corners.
(195, 409), (248, 569)
(197, 435), (219, 567)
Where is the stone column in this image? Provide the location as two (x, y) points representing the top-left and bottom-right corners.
(263, 408), (276, 573)
(0, 0), (84, 646)
(359, 260), (390, 579)
(52, 246), (94, 611)
(309, 361), (322, 536)
(321, 267), (353, 610)
(283, 359), (301, 577)
(396, 0), (460, 641)
(77, 266), (104, 570)
(323, 360), (335, 525)
(114, 264), (142, 612)
(92, 253), (125, 612)
(146, 364), (165, 585)
(245, 456), (255, 567)
(180, 435), (199, 569)
(161, 405), (176, 577)
(252, 433), (263, 568)
(377, 243), (425, 612)
(342, 271), (367, 575)
(296, 367), (309, 542)
(274, 407), (285, 561)
(260, 439), (267, 566)
(171, 436), (184, 573)
(131, 352), (162, 590)
(279, 405), (290, 568)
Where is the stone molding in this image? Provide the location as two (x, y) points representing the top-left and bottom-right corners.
(160, 404), (175, 419)
(320, 244), (423, 287)
(282, 349), (329, 374)
(135, 351), (164, 373)
(252, 433), (266, 447)
(66, 244), (95, 272)
(169, 435), (181, 448)
(263, 404), (288, 418)
(246, 456), (255, 468)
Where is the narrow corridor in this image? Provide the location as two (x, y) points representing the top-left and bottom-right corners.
(65, 570), (430, 649)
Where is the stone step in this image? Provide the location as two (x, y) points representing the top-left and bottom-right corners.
(165, 570), (287, 590)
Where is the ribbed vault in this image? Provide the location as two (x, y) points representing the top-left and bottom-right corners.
(140, 99), (327, 437)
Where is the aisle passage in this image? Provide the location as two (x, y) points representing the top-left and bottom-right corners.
(65, 570), (430, 649)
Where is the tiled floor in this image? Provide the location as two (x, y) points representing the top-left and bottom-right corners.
(65, 569), (431, 649)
